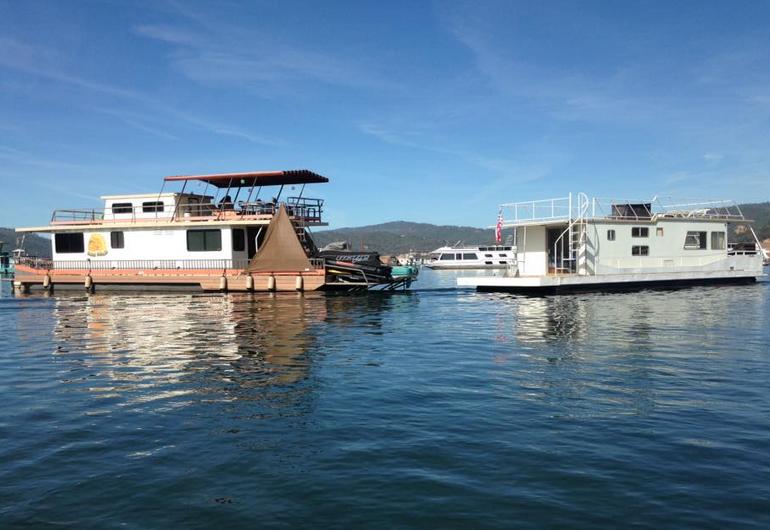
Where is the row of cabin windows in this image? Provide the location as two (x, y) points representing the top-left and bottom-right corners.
(55, 229), (249, 254)
(607, 228), (727, 251)
(56, 231), (126, 253)
(187, 229), (249, 252)
(608, 227), (657, 240)
(684, 231), (726, 250)
(111, 201), (165, 215)
(438, 252), (509, 261)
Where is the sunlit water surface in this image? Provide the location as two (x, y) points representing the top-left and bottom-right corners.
(1, 270), (769, 529)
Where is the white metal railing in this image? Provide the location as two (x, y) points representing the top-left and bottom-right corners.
(16, 257), (326, 271)
(498, 194), (748, 226)
(51, 198), (325, 226)
(499, 195), (574, 226)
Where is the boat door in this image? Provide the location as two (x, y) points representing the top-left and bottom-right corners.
(546, 226), (571, 273)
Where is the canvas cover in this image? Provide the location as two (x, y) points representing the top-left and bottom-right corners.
(246, 204), (313, 272)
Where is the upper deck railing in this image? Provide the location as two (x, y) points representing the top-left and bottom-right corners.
(50, 196), (324, 226)
(16, 256), (326, 271)
(499, 193), (747, 227)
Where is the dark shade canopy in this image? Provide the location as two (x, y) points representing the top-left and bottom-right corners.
(164, 170), (328, 188)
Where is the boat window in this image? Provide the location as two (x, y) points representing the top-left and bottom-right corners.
(485, 261), (493, 265)
(632, 245), (649, 256)
(463, 253), (478, 260)
(684, 231), (707, 250)
(485, 254), (493, 258)
(456, 253), (462, 260)
(110, 231), (124, 249)
(607, 229), (616, 241)
(430, 254), (440, 260)
(656, 227), (664, 237)
(142, 201), (164, 213)
(498, 253), (506, 257)
(632, 227), (649, 237)
(711, 231), (726, 250)
(232, 229), (245, 252)
(479, 247), (488, 251)
(187, 229), (222, 252)
(439, 254), (455, 260)
(55, 233), (85, 254)
(499, 261), (507, 264)
(111, 202), (133, 215)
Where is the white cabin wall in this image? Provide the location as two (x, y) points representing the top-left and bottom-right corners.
(515, 225), (547, 276)
(51, 227), (239, 263)
(587, 219), (730, 274)
(103, 194), (176, 221)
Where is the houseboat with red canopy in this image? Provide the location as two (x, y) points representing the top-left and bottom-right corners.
(13, 170), (417, 293)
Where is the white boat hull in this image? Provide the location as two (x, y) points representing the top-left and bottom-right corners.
(458, 267), (763, 294)
(424, 262), (506, 270)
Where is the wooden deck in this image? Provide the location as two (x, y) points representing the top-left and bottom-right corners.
(13, 265), (327, 293)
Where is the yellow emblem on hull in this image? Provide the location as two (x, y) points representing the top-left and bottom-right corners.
(87, 234), (108, 257)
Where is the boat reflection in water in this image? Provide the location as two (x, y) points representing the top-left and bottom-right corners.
(47, 291), (406, 419)
(504, 285), (760, 349)
(50, 293), (338, 414)
(482, 284), (767, 417)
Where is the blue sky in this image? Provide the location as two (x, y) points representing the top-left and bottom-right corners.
(1, 0), (769, 229)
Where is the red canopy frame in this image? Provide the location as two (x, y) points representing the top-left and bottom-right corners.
(164, 170), (329, 188)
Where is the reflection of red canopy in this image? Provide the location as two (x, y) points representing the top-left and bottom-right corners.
(164, 170), (328, 188)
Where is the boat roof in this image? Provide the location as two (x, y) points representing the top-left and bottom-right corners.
(164, 170), (329, 188)
(431, 245), (513, 252)
(100, 192), (211, 200)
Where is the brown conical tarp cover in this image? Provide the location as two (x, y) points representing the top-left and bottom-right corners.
(247, 204), (312, 272)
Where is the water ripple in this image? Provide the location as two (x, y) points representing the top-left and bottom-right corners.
(1, 275), (769, 529)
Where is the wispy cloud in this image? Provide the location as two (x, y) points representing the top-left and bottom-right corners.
(358, 122), (555, 203)
(0, 36), (283, 146)
(0, 145), (83, 170)
(134, 15), (398, 94)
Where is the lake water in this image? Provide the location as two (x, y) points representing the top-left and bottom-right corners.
(1, 270), (769, 529)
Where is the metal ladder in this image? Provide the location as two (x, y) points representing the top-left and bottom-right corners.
(554, 193), (590, 274)
(293, 221), (317, 255)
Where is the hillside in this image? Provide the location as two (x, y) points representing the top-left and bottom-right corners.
(312, 221), (496, 254)
(0, 228), (51, 258)
(737, 202), (770, 240)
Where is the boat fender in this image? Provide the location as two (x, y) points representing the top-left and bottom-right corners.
(43, 274), (51, 288)
(84, 275), (93, 292)
(267, 275), (276, 291)
(245, 275), (254, 291)
(219, 276), (228, 291)
(295, 275), (303, 292)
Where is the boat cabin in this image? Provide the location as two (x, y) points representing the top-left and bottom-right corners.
(21, 170), (328, 269)
(458, 193), (765, 293)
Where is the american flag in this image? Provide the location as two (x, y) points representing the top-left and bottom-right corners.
(495, 208), (503, 243)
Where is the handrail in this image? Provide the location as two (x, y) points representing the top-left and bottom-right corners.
(50, 199), (325, 225)
(16, 257), (326, 271)
(498, 193), (748, 226)
(551, 193), (591, 274)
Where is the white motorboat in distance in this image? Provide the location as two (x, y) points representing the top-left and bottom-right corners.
(425, 245), (515, 270)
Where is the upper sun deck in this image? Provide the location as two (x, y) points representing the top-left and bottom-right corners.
(498, 193), (750, 228)
(18, 170), (329, 233)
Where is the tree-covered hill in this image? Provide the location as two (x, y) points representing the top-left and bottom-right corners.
(0, 228), (51, 258)
(312, 221), (496, 254)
